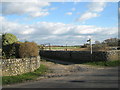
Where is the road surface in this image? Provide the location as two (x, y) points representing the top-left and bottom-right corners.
(3, 60), (119, 88)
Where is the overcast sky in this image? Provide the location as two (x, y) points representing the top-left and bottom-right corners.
(0, 1), (118, 45)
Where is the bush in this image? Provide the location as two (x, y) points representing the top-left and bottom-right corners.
(92, 44), (108, 51)
(2, 33), (18, 46)
(2, 33), (39, 58)
(18, 42), (39, 58)
(2, 44), (16, 59)
(2, 33), (18, 58)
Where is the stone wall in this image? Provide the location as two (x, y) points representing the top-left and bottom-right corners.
(40, 50), (119, 63)
(2, 56), (40, 76)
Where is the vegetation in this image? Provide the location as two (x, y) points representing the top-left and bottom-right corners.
(2, 33), (18, 58)
(18, 42), (39, 58)
(86, 38), (120, 51)
(84, 60), (120, 67)
(102, 38), (119, 46)
(1, 33), (39, 58)
(2, 64), (48, 85)
(39, 38), (119, 51)
(2, 33), (18, 46)
(39, 45), (80, 51)
(92, 43), (108, 51)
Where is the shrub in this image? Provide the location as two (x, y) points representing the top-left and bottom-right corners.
(2, 33), (18, 46)
(18, 42), (39, 58)
(2, 33), (39, 58)
(2, 44), (16, 59)
(2, 33), (18, 58)
(91, 44), (108, 51)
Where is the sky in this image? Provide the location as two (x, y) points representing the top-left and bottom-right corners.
(0, 1), (118, 45)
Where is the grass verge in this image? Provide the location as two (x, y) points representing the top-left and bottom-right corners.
(2, 64), (48, 85)
(84, 60), (120, 67)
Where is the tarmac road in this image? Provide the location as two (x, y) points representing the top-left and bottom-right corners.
(3, 66), (119, 88)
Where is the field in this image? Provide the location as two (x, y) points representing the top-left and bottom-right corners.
(40, 46), (114, 51)
(41, 46), (90, 51)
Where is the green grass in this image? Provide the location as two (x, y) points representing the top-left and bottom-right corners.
(2, 64), (48, 85)
(84, 60), (120, 67)
(44, 46), (80, 50)
(0, 76), (2, 85)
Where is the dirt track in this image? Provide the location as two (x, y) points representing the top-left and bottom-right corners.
(40, 59), (119, 79)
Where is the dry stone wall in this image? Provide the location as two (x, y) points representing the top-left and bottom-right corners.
(2, 56), (40, 76)
(40, 50), (119, 63)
